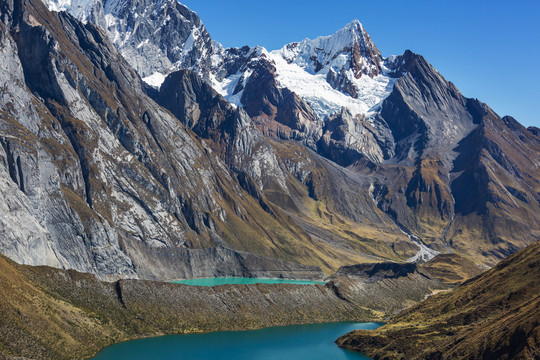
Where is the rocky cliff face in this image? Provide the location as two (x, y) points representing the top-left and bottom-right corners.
(207, 21), (397, 166)
(44, 0), (215, 81)
(368, 52), (540, 263)
(0, 0), (333, 280)
(1, 0), (538, 282)
(152, 69), (288, 192)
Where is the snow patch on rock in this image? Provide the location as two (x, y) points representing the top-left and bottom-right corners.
(143, 72), (167, 87)
(43, 0), (94, 22)
(268, 51), (396, 119)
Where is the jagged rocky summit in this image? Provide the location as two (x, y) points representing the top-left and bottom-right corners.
(0, 0), (538, 283)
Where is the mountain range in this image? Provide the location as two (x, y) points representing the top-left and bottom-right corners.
(0, 0), (538, 284)
(1, 0), (539, 359)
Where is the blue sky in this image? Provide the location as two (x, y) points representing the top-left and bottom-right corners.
(181, 0), (540, 128)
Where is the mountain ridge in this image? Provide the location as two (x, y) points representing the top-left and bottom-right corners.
(336, 240), (540, 359)
(0, 0), (537, 283)
(0, 0), (339, 279)
(0, 3), (538, 359)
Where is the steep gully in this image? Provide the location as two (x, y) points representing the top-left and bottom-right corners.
(369, 181), (445, 262)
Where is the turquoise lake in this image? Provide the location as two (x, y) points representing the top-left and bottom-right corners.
(92, 321), (382, 360)
(171, 277), (326, 286)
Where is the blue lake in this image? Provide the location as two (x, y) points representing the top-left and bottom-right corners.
(92, 321), (382, 360)
(170, 277), (326, 286)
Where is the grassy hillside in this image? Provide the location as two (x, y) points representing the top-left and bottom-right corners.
(0, 254), (378, 360)
(0, 248), (467, 359)
(0, 256), (122, 359)
(419, 253), (483, 285)
(337, 241), (540, 359)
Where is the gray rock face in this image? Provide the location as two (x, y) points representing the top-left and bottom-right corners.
(0, 3), (136, 278)
(0, 0), (324, 280)
(151, 69), (287, 191)
(44, 0), (214, 79)
(317, 108), (394, 166)
(2, 0), (537, 280)
(362, 50), (481, 238)
(41, 1), (399, 170)
(382, 50), (478, 167)
(125, 245), (324, 281)
(104, 0), (214, 79)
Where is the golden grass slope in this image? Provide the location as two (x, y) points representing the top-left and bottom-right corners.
(337, 240), (540, 359)
(0, 253), (378, 360)
(0, 255), (123, 359)
(420, 253), (483, 285)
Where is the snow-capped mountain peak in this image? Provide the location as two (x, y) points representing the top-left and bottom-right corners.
(205, 20), (396, 122)
(274, 19), (382, 78)
(42, 0), (395, 121)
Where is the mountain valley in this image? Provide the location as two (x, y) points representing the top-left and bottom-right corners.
(0, 0), (538, 358)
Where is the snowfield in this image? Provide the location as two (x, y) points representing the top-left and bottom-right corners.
(44, 1), (398, 122)
(268, 51), (396, 119)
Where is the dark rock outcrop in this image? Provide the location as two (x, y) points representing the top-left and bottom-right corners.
(331, 262), (419, 284)
(152, 68), (288, 191)
(527, 126), (540, 136)
(240, 56), (321, 143)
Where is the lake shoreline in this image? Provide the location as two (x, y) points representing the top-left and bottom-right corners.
(170, 276), (327, 286)
(1, 254), (442, 360)
(91, 321), (385, 359)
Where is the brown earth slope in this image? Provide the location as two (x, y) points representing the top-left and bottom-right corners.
(0, 253), (373, 360)
(0, 249), (457, 360)
(336, 240), (540, 359)
(420, 253), (483, 285)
